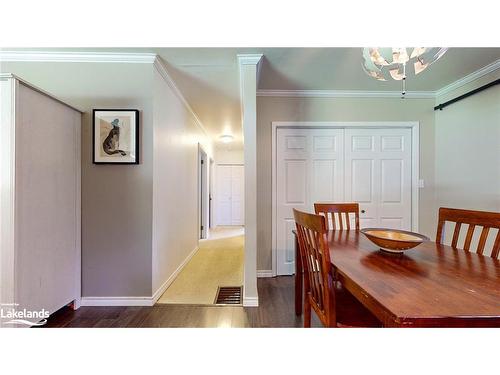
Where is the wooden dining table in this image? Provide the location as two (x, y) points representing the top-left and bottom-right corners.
(294, 230), (500, 327)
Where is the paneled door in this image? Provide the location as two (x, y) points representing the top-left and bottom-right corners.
(276, 128), (345, 275)
(275, 127), (413, 275)
(344, 128), (412, 230)
(216, 165), (245, 225)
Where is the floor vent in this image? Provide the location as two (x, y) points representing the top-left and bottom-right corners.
(215, 286), (242, 305)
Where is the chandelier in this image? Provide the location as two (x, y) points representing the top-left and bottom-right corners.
(362, 47), (448, 97)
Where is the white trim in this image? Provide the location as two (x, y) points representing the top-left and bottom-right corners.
(258, 89), (435, 99)
(238, 54), (263, 309)
(257, 270), (274, 278)
(83, 245), (200, 306)
(258, 59), (500, 99)
(0, 73), (84, 113)
(435, 59), (500, 97)
(243, 296), (259, 307)
(152, 245), (200, 304)
(153, 57), (210, 140)
(237, 54), (264, 65)
(0, 78), (17, 327)
(81, 297), (153, 307)
(0, 50), (156, 64)
(271, 121), (420, 277)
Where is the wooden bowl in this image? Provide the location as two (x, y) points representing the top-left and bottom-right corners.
(360, 228), (429, 254)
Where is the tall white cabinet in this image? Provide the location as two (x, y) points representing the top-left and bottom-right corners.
(1, 74), (82, 327)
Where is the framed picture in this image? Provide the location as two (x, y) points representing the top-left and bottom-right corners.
(92, 109), (139, 164)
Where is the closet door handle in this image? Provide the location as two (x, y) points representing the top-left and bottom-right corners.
(361, 210), (366, 214)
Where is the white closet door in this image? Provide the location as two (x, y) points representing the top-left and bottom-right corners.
(216, 165), (245, 225)
(230, 166), (244, 225)
(345, 128), (412, 230)
(216, 165), (233, 225)
(276, 128), (344, 275)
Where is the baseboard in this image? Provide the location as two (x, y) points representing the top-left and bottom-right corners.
(243, 296), (259, 307)
(257, 270), (274, 278)
(152, 246), (200, 304)
(82, 246), (200, 307)
(81, 297), (153, 307)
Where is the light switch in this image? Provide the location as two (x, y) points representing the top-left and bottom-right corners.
(418, 179), (425, 188)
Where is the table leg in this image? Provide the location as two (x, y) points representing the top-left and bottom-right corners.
(294, 234), (303, 316)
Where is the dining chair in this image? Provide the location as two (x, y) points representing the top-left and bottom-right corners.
(436, 207), (500, 259)
(293, 208), (380, 328)
(314, 203), (360, 231)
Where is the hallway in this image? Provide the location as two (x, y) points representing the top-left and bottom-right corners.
(157, 226), (244, 305)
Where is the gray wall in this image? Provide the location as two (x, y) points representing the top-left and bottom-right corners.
(435, 70), (500, 214)
(256, 96), (436, 270)
(1, 62), (154, 297)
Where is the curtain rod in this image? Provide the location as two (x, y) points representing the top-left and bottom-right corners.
(434, 78), (500, 111)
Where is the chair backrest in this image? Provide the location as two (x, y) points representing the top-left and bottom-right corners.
(314, 203), (360, 230)
(436, 207), (500, 259)
(293, 208), (335, 326)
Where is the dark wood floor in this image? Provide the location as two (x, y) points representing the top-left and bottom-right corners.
(40, 276), (322, 328)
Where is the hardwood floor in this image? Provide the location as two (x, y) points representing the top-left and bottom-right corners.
(40, 277), (322, 328)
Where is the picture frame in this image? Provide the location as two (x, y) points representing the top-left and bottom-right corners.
(92, 109), (140, 164)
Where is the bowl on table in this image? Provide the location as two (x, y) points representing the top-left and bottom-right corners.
(360, 228), (429, 254)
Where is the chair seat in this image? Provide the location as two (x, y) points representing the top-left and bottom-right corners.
(334, 286), (381, 327)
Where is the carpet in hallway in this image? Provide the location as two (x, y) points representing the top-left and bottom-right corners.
(157, 230), (243, 305)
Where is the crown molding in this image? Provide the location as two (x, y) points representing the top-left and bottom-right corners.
(435, 59), (500, 97)
(257, 89), (435, 99)
(153, 57), (210, 138)
(257, 59), (500, 99)
(0, 50), (157, 63)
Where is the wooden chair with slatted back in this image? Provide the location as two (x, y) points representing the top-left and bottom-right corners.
(293, 208), (380, 328)
(436, 207), (500, 259)
(314, 203), (360, 231)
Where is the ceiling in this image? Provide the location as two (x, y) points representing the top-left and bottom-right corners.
(160, 47), (500, 150)
(5, 47), (499, 149)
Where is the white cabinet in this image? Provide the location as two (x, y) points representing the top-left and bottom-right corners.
(215, 165), (244, 225)
(0, 74), (82, 327)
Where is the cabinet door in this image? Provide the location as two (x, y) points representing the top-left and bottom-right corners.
(15, 82), (81, 317)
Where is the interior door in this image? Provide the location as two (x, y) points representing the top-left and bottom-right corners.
(216, 165), (232, 225)
(230, 165), (244, 225)
(276, 128), (344, 275)
(216, 165), (244, 225)
(345, 128), (412, 230)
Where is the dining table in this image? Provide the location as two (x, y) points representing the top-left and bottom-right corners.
(293, 229), (500, 327)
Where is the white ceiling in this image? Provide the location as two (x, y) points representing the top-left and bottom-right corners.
(160, 48), (500, 149)
(5, 47), (499, 148)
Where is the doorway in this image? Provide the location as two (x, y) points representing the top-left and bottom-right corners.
(215, 164), (245, 226)
(198, 144), (208, 240)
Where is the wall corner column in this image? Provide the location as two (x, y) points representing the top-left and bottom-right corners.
(238, 54), (263, 307)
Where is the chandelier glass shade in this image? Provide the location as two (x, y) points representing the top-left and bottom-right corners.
(362, 47), (448, 96)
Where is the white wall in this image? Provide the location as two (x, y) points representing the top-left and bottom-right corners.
(214, 146), (244, 164)
(435, 70), (500, 213)
(151, 65), (213, 295)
